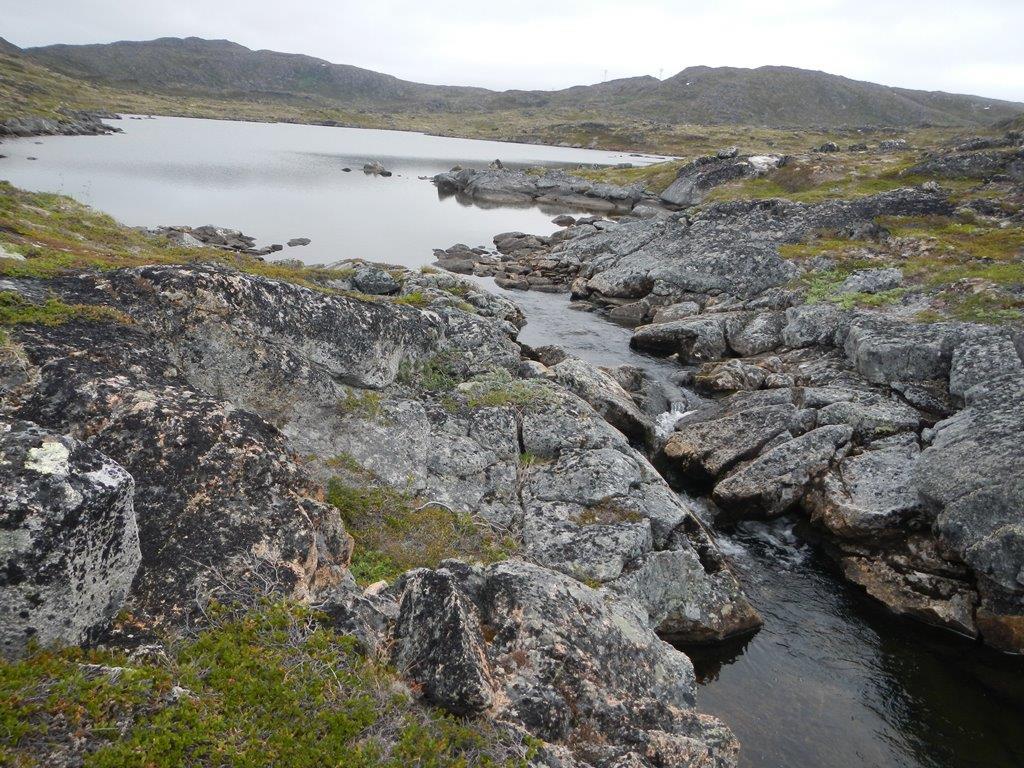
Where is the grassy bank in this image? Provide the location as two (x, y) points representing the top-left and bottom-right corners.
(0, 601), (533, 767)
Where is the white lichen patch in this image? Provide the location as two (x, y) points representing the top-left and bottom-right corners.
(24, 439), (71, 477)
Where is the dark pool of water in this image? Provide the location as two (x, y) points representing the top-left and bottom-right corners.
(684, 518), (1024, 768)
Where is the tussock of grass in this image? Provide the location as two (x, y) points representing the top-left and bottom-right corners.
(397, 353), (462, 392)
(0, 292), (131, 346)
(325, 481), (517, 585)
(462, 370), (554, 410)
(0, 601), (533, 768)
(572, 160), (685, 194)
(575, 501), (644, 526)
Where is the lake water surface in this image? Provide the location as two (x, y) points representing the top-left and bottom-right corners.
(0, 115), (656, 265)
(3, 116), (1023, 768)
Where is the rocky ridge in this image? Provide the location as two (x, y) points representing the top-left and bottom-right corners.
(429, 138), (1024, 654)
(0, 108), (121, 138)
(1, 229), (760, 765)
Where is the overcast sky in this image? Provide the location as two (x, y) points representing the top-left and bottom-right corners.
(5, 0), (1024, 101)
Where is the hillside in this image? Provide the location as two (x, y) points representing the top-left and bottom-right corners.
(24, 36), (1024, 128)
(25, 36), (489, 108)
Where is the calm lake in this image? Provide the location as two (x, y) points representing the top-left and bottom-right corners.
(3, 116), (1023, 768)
(0, 115), (658, 265)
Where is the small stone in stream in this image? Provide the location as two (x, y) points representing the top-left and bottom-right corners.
(363, 161), (389, 175)
(27, 156), (37, 160)
(287, 237), (311, 247)
(551, 214), (576, 227)
(342, 167), (351, 172)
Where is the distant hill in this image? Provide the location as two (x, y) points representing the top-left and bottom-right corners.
(25, 37), (488, 107)
(22, 37), (1024, 128)
(0, 36), (22, 55)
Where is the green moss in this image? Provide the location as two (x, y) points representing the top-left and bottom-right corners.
(336, 388), (383, 419)
(0, 601), (531, 768)
(394, 291), (429, 307)
(518, 451), (549, 468)
(325, 481), (516, 585)
(0, 291), (132, 329)
(397, 353), (462, 392)
(831, 287), (907, 310)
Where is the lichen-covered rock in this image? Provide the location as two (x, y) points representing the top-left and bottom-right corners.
(664, 404), (797, 482)
(808, 438), (926, 538)
(659, 154), (781, 208)
(1, 420), (140, 658)
(392, 560), (740, 767)
(711, 425), (853, 516)
(545, 356), (654, 445)
(10, 320), (353, 624)
(914, 334), (1024, 651)
(392, 569), (494, 715)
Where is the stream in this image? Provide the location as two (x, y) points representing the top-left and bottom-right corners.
(4, 116), (1024, 768)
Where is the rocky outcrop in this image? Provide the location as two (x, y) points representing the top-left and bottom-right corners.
(390, 560), (741, 767)
(644, 298), (1024, 649)
(451, 182), (1023, 651)
(7, 310), (354, 626)
(659, 151), (783, 208)
(147, 224), (284, 256)
(1, 421), (140, 658)
(907, 134), (1024, 181)
(1, 256), (757, 762)
(0, 110), (121, 138)
(433, 167), (645, 212)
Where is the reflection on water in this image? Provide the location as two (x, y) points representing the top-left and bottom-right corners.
(683, 518), (1024, 768)
(0, 116), (655, 265)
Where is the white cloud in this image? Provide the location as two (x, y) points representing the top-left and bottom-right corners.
(4, 0), (1023, 101)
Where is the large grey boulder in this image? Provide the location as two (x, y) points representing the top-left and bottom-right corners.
(664, 404), (797, 482)
(914, 334), (1024, 651)
(809, 438), (926, 538)
(392, 569), (494, 715)
(659, 153), (781, 208)
(1, 421), (140, 658)
(545, 356), (654, 444)
(631, 313), (741, 363)
(353, 266), (400, 295)
(843, 316), (982, 385)
(10, 314), (354, 624)
(711, 425), (853, 516)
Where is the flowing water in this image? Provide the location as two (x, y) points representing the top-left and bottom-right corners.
(3, 116), (1024, 768)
